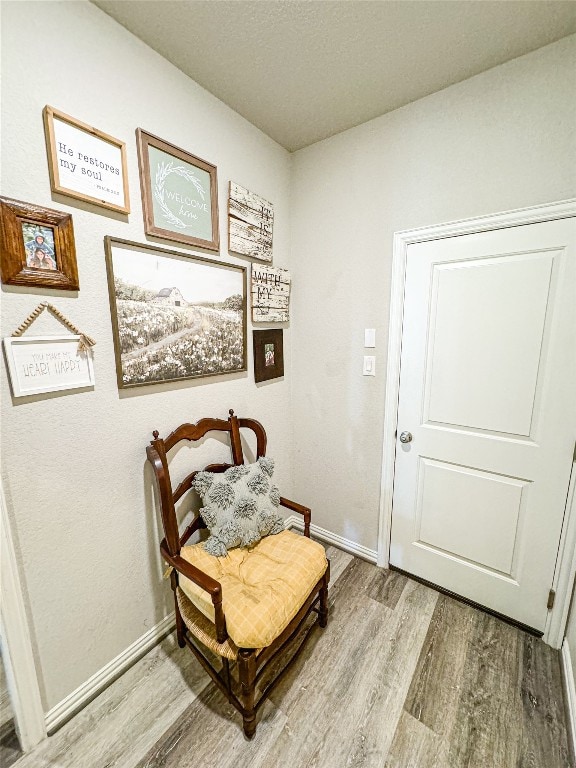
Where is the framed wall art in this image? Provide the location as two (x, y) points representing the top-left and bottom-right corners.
(0, 197), (79, 290)
(105, 237), (246, 388)
(4, 335), (95, 398)
(253, 329), (284, 383)
(228, 181), (273, 262)
(136, 129), (219, 251)
(251, 264), (291, 322)
(43, 105), (130, 214)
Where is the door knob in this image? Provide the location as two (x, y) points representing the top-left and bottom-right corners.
(399, 431), (413, 443)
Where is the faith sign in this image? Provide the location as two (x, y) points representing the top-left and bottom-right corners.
(251, 265), (291, 322)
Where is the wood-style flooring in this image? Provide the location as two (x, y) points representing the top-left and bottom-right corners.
(10, 547), (572, 768)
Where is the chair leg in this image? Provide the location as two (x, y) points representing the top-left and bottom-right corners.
(319, 576), (329, 628)
(174, 596), (186, 648)
(238, 649), (257, 739)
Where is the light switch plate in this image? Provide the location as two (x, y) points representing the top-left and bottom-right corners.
(363, 355), (376, 376)
(364, 328), (376, 348)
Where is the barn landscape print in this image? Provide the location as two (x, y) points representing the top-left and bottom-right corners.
(106, 239), (246, 387)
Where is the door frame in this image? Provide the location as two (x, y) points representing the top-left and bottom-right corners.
(376, 198), (576, 648)
(1, 481), (46, 750)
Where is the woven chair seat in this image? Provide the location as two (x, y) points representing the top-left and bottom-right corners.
(176, 588), (239, 660)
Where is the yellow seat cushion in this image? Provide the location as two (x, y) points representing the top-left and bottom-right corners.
(178, 529), (328, 649)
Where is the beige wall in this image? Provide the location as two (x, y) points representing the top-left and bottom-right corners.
(564, 469), (576, 689)
(2, 0), (576, 719)
(567, 586), (576, 687)
(0, 1), (292, 711)
(289, 35), (576, 553)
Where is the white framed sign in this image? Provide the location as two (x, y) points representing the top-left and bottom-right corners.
(3, 336), (95, 397)
(251, 264), (291, 322)
(43, 105), (130, 214)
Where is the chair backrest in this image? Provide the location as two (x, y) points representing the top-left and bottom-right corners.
(146, 409), (267, 557)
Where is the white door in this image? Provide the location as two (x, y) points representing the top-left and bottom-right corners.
(389, 217), (576, 631)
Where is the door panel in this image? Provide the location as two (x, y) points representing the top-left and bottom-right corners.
(415, 458), (527, 576)
(390, 218), (575, 631)
(426, 253), (553, 436)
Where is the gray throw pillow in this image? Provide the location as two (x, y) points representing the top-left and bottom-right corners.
(191, 457), (285, 557)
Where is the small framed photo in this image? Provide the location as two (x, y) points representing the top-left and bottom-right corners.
(253, 329), (284, 383)
(43, 105), (130, 214)
(0, 197), (79, 290)
(136, 129), (219, 251)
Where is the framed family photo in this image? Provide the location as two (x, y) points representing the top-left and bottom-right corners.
(0, 197), (79, 290)
(136, 129), (219, 251)
(105, 237), (246, 388)
(253, 329), (284, 383)
(43, 105), (130, 214)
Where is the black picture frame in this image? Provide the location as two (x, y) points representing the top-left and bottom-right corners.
(253, 328), (283, 383)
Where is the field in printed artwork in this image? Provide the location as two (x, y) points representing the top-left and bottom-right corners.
(117, 298), (243, 385)
(109, 243), (246, 386)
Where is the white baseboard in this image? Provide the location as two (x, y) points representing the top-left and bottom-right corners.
(285, 515), (378, 564)
(45, 613), (175, 734)
(561, 639), (576, 763)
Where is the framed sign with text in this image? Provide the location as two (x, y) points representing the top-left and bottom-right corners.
(43, 106), (130, 214)
(136, 129), (219, 251)
(3, 335), (95, 397)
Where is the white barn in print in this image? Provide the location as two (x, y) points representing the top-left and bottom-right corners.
(153, 287), (186, 306)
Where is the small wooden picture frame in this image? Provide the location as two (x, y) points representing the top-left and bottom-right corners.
(136, 129), (219, 252)
(43, 106), (130, 214)
(253, 329), (284, 383)
(0, 197), (79, 291)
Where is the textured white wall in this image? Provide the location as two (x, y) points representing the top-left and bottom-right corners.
(289, 35), (576, 552)
(0, 1), (292, 711)
(567, 588), (576, 687)
(3, 0), (576, 719)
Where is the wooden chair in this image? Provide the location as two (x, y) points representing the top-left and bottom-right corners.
(146, 409), (329, 738)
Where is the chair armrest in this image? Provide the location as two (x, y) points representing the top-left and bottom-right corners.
(280, 497), (311, 538)
(160, 542), (228, 642)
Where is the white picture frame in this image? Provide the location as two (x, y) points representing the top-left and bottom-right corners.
(3, 336), (95, 397)
(43, 105), (130, 215)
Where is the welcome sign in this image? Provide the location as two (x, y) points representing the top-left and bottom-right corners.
(43, 106), (130, 214)
(137, 129), (220, 252)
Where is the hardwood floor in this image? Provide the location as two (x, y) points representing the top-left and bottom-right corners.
(12, 546), (571, 768)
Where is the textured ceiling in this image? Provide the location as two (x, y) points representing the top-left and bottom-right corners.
(93, 1), (576, 152)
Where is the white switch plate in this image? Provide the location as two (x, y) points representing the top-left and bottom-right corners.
(363, 355), (376, 376)
(364, 328), (376, 348)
